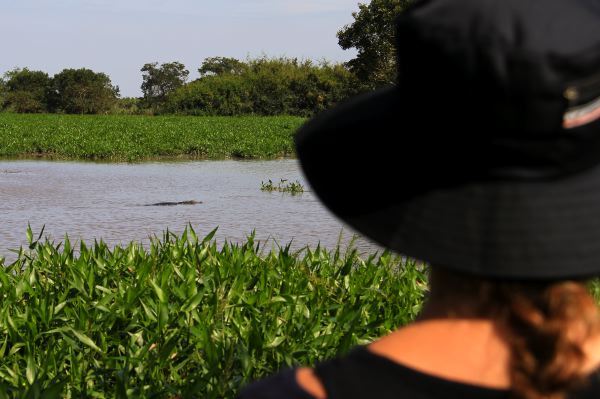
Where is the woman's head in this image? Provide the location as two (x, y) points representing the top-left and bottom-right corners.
(295, 0), (600, 280)
(425, 267), (600, 399)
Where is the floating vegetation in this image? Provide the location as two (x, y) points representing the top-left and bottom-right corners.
(0, 225), (427, 398)
(260, 178), (305, 194)
(0, 114), (305, 161)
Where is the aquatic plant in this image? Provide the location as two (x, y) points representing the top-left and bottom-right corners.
(0, 225), (426, 398)
(0, 114), (304, 161)
(260, 178), (305, 194)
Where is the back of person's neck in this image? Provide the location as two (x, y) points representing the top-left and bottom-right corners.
(368, 318), (512, 389)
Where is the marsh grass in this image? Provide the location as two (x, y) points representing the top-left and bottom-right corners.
(0, 114), (304, 161)
(0, 225), (427, 398)
(260, 178), (305, 194)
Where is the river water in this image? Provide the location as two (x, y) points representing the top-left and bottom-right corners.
(0, 159), (385, 261)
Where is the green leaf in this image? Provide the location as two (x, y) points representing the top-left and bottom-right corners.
(266, 336), (286, 348)
(181, 292), (203, 312)
(71, 329), (102, 353)
(0, 269), (10, 288)
(150, 280), (167, 303)
(159, 303), (169, 328)
(8, 343), (24, 356)
(26, 353), (36, 385)
(53, 301), (67, 315)
(140, 300), (157, 322)
(202, 227), (218, 244)
(26, 224), (33, 245)
(0, 336), (6, 358)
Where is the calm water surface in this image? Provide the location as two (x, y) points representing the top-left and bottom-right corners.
(0, 160), (385, 260)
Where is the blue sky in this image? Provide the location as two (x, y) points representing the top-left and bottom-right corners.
(1, 0), (361, 97)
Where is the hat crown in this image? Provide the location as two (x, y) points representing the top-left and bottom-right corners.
(296, 0), (600, 280)
(394, 0), (600, 179)
(395, 0), (600, 111)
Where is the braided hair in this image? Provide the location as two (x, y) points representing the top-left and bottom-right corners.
(427, 268), (600, 399)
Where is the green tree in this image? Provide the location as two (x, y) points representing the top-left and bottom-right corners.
(2, 68), (53, 113)
(52, 68), (119, 114)
(165, 74), (253, 116)
(245, 57), (359, 116)
(167, 56), (360, 116)
(0, 75), (7, 110)
(140, 62), (189, 109)
(198, 57), (247, 77)
(287, 61), (360, 115)
(337, 0), (413, 89)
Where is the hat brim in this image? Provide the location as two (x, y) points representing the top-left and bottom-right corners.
(296, 86), (600, 280)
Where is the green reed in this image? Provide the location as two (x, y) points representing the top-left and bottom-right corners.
(0, 225), (427, 398)
(0, 114), (304, 161)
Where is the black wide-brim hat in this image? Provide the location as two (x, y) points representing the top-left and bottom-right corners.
(296, 0), (600, 280)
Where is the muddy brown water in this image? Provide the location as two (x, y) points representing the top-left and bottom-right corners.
(0, 160), (386, 262)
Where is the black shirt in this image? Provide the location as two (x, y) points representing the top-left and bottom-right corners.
(238, 346), (600, 399)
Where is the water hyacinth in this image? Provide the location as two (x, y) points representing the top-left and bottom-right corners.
(260, 178), (305, 194)
(0, 114), (304, 161)
(0, 225), (427, 398)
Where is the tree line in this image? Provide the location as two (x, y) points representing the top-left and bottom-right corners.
(0, 0), (408, 117)
(0, 68), (119, 115)
(0, 58), (363, 117)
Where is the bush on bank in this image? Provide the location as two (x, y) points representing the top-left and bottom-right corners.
(164, 58), (362, 117)
(0, 226), (427, 398)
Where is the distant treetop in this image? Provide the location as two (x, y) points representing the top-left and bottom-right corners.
(337, 0), (414, 90)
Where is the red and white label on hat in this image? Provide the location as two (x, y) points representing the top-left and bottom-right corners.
(563, 95), (600, 129)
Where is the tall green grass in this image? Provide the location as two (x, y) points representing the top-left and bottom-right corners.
(0, 114), (304, 161)
(0, 226), (427, 398)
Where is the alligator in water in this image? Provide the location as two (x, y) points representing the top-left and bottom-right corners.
(144, 200), (202, 206)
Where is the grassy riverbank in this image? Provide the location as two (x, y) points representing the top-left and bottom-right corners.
(0, 114), (304, 161)
(0, 226), (426, 398)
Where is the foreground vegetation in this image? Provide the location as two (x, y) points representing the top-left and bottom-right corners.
(0, 114), (303, 161)
(0, 226), (427, 398)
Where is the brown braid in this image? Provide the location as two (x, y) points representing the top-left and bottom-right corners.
(427, 268), (600, 399)
(497, 281), (600, 399)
